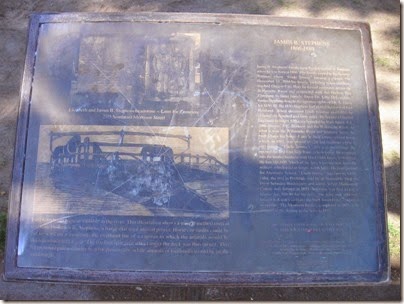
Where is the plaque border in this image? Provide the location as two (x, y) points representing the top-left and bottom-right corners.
(4, 12), (389, 286)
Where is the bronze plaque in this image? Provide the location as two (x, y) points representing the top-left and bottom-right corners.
(5, 13), (388, 285)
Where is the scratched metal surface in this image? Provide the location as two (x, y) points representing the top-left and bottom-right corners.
(3, 12), (389, 294)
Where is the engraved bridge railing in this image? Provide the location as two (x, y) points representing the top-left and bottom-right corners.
(174, 153), (228, 173)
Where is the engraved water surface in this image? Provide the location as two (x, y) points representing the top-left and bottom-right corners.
(33, 163), (228, 219)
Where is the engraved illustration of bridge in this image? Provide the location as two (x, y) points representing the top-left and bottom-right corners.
(45, 127), (229, 216)
(49, 129), (228, 175)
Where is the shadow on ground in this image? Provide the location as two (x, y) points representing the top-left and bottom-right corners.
(385, 162), (400, 215)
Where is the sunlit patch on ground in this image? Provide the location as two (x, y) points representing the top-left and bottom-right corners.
(388, 212), (400, 267)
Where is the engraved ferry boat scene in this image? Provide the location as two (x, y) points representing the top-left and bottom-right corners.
(33, 126), (229, 219)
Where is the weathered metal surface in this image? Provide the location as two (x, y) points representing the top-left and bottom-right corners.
(4, 13), (388, 285)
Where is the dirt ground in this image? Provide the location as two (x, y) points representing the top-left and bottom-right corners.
(0, 0), (400, 301)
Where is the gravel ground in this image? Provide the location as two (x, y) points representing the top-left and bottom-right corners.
(0, 0), (400, 300)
